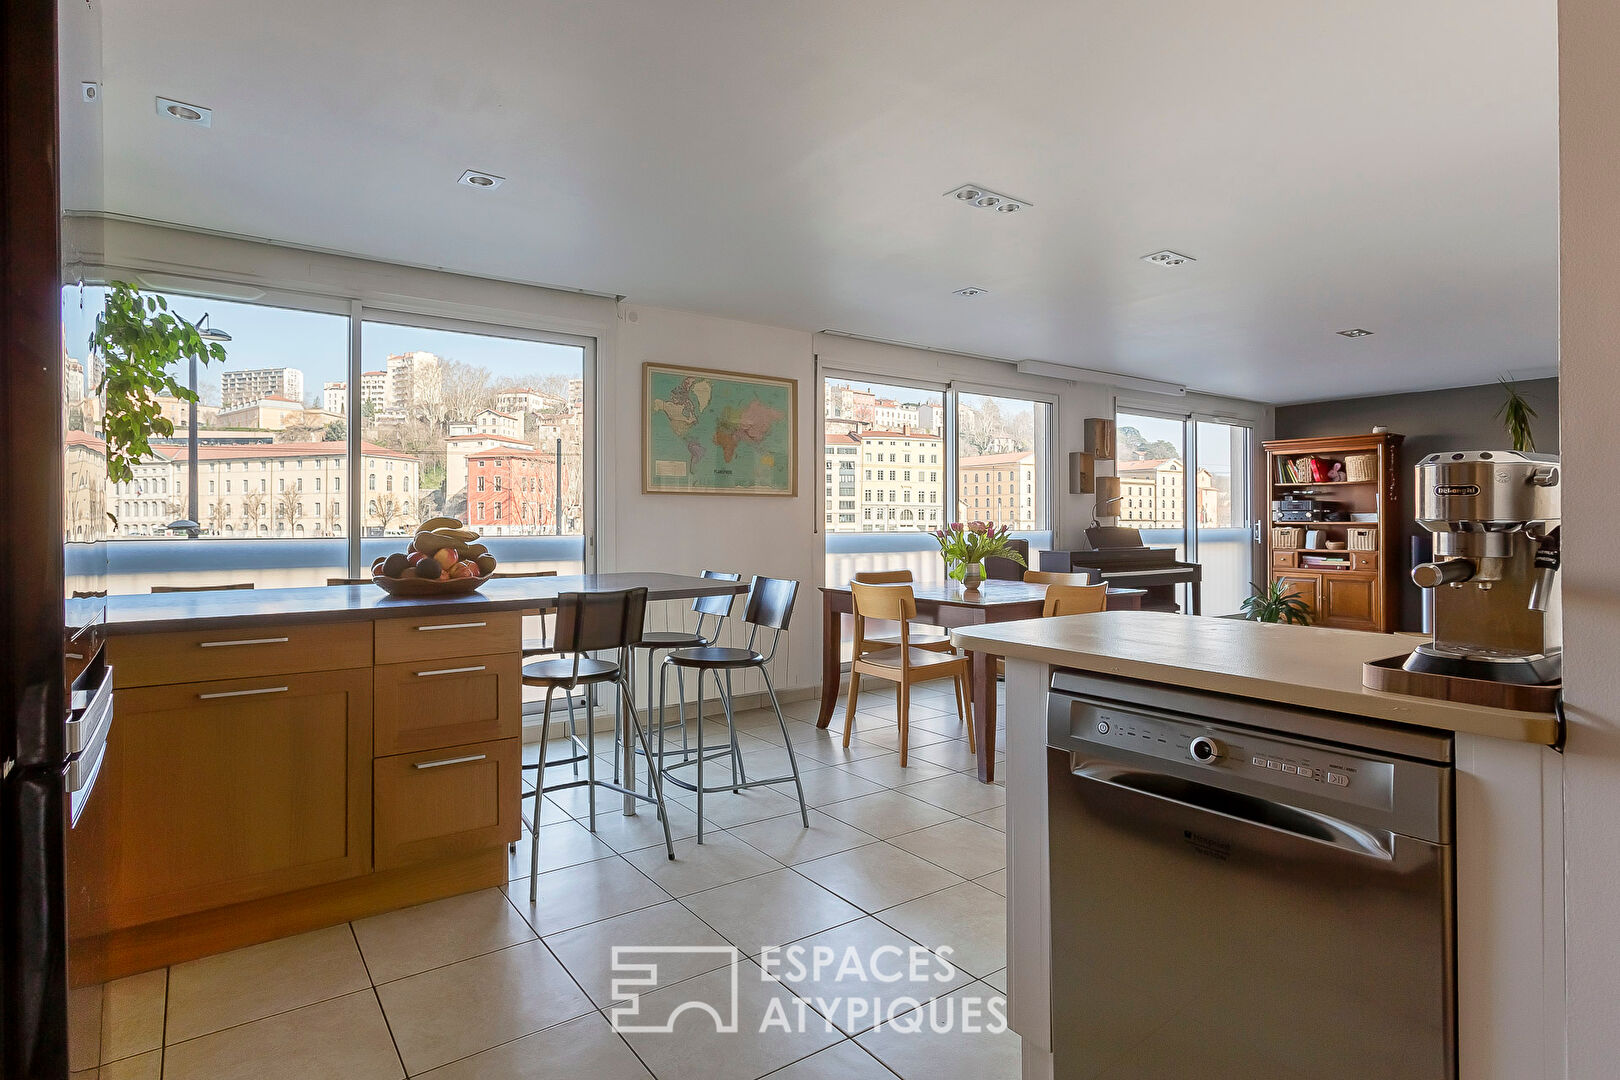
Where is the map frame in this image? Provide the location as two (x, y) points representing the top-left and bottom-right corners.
(641, 361), (799, 497)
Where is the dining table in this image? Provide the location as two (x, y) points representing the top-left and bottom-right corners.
(816, 578), (1146, 783)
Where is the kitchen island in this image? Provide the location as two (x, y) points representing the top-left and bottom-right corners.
(953, 611), (1563, 1080)
(70, 573), (746, 985)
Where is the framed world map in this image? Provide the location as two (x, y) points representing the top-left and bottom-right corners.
(642, 362), (798, 496)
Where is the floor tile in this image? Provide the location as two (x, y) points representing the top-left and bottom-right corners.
(99, 968), (166, 1063)
(507, 817), (617, 881)
(789, 766), (889, 807)
(726, 809), (878, 865)
(837, 752), (957, 787)
(352, 888), (535, 985)
(975, 869), (1006, 896)
(669, 783), (805, 830)
(414, 1011), (652, 1080)
(982, 968), (1007, 993)
(845, 722), (954, 755)
(887, 818), (1006, 880)
(759, 1039), (898, 1080)
(623, 830), (781, 897)
(903, 738), (988, 774)
(855, 981), (1019, 1080)
(778, 728), (897, 767)
(876, 882), (1007, 978)
(967, 805), (1006, 832)
(682, 868), (864, 955)
(511, 856), (674, 936)
(579, 799), (702, 854)
(67, 982), (104, 1072)
(794, 844), (963, 914)
(162, 990), (403, 1080)
(817, 790), (958, 839)
(545, 900), (734, 1007)
(763, 916), (973, 1035)
(904, 707), (977, 737)
(97, 1049), (163, 1080)
(616, 962), (842, 1080)
(166, 924), (370, 1044)
(376, 939), (594, 1075)
(896, 773), (1007, 816)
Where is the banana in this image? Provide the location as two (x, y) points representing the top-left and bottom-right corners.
(418, 516), (462, 532)
(432, 527), (480, 542)
(412, 530), (458, 555)
(462, 543), (488, 558)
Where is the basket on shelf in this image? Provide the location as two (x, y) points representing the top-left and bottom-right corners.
(1347, 527), (1378, 551)
(1272, 526), (1305, 549)
(1344, 454), (1377, 483)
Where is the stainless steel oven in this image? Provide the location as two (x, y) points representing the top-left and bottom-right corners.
(1046, 672), (1455, 1080)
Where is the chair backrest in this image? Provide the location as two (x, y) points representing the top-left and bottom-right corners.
(853, 570), (913, 585)
(693, 569), (743, 618)
(552, 587), (648, 655)
(492, 570), (559, 578)
(151, 582), (254, 593)
(326, 577), (372, 586)
(1024, 570), (1093, 586)
(1042, 583), (1109, 617)
(850, 581), (916, 624)
(983, 538), (1029, 581)
(744, 576), (799, 631)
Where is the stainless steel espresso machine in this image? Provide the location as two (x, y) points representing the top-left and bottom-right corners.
(1406, 450), (1561, 685)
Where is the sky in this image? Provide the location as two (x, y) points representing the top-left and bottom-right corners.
(62, 285), (584, 405)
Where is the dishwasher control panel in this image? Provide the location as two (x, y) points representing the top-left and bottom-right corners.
(1057, 694), (1392, 813)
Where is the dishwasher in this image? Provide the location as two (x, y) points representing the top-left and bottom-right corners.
(1045, 671), (1455, 1080)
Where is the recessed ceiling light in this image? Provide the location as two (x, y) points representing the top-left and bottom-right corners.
(953, 286), (988, 297)
(1141, 250), (1195, 267)
(944, 183), (1029, 215)
(156, 96), (211, 126)
(458, 169), (505, 189)
(1336, 328), (1374, 338)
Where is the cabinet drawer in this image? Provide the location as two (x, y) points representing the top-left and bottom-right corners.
(374, 738), (521, 870)
(1352, 551), (1378, 571)
(1271, 550), (1298, 569)
(374, 612), (521, 665)
(374, 653), (522, 755)
(108, 623), (374, 688)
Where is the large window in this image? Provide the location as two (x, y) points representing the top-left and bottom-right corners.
(61, 283), (592, 591)
(956, 391), (1052, 542)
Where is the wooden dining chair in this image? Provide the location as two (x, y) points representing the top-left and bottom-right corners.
(845, 581), (974, 768)
(1023, 570), (1094, 586)
(852, 570), (952, 652)
(1042, 583), (1110, 617)
(150, 582), (254, 593)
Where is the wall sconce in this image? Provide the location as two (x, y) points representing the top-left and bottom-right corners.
(1068, 451), (1095, 495)
(1084, 418), (1115, 460)
(1094, 475), (1122, 522)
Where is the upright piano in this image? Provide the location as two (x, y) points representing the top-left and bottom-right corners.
(1039, 526), (1203, 615)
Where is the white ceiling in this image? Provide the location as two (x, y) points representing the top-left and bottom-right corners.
(82, 0), (1558, 403)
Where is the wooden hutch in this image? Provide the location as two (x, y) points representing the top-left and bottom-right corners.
(1262, 432), (1403, 632)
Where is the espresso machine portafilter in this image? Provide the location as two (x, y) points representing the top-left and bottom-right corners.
(1405, 450), (1562, 685)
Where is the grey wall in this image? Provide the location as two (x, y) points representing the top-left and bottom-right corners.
(1273, 377), (1559, 632)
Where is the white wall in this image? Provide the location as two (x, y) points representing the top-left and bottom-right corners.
(1556, 2), (1620, 1075)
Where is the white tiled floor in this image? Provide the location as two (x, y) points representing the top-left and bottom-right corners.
(69, 681), (1016, 1080)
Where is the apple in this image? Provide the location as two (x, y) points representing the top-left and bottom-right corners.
(406, 551), (424, 566)
(448, 561), (475, 580)
(433, 547), (458, 570)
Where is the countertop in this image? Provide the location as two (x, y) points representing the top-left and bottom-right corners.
(951, 610), (1560, 745)
(97, 573), (749, 635)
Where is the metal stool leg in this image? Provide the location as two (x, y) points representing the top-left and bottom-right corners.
(622, 675), (675, 861)
(585, 685), (597, 833)
(529, 686), (557, 903)
(762, 667), (809, 828)
(565, 692), (581, 777)
(717, 670), (742, 794)
(694, 685), (705, 844)
(677, 667), (689, 756)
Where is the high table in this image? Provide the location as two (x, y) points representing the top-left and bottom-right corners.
(816, 580), (1145, 783)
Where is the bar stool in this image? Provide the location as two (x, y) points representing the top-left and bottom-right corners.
(658, 576), (809, 842)
(522, 587), (673, 901)
(627, 570), (741, 777)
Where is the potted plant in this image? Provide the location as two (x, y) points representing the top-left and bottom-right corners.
(1238, 581), (1312, 625)
(89, 282), (225, 486)
(1494, 377), (1538, 453)
(933, 521), (1027, 592)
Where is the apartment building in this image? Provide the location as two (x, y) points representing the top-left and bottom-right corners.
(219, 366), (305, 408)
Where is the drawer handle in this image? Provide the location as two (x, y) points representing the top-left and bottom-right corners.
(417, 665), (488, 678)
(199, 686), (289, 700)
(414, 753), (487, 769)
(200, 637), (291, 648)
(417, 622), (486, 631)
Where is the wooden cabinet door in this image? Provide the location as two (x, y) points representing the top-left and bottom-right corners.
(374, 738), (522, 870)
(1321, 573), (1379, 631)
(1273, 572), (1321, 622)
(373, 652), (521, 756)
(83, 669), (372, 932)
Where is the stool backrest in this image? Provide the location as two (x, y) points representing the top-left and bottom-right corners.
(739, 576), (799, 662)
(1024, 570), (1093, 586)
(1042, 583), (1109, 617)
(553, 587), (648, 655)
(692, 569), (742, 618)
(853, 570), (912, 585)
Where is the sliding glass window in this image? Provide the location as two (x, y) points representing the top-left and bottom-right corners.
(955, 390), (1053, 549)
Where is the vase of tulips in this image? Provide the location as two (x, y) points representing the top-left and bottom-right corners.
(933, 521), (1026, 593)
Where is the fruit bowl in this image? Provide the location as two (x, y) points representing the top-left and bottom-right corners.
(371, 572), (492, 597)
